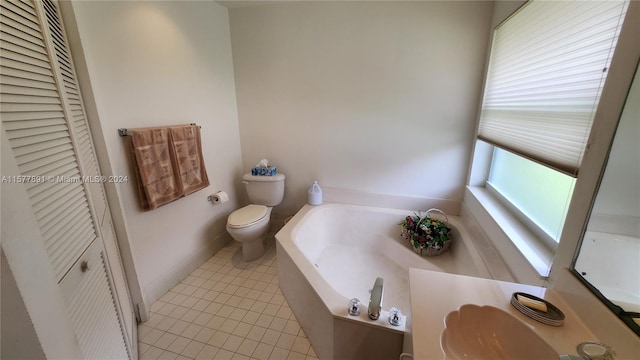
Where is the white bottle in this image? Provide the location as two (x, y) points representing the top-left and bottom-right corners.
(307, 181), (323, 206)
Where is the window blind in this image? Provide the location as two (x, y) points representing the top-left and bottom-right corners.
(477, 0), (629, 176)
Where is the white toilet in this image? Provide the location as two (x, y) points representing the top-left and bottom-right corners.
(226, 173), (285, 261)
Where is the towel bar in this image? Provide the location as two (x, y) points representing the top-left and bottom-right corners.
(118, 123), (200, 137)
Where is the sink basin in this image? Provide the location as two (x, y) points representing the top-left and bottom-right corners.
(441, 304), (558, 360)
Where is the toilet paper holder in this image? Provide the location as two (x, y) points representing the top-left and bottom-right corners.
(208, 191), (229, 204)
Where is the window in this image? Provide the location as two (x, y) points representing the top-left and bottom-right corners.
(469, 0), (630, 278)
(487, 147), (575, 248)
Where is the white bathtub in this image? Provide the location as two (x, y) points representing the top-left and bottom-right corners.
(276, 203), (492, 360)
(575, 230), (640, 313)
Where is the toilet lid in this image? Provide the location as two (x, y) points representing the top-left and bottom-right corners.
(228, 204), (268, 227)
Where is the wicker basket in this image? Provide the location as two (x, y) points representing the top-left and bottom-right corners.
(413, 239), (451, 256)
(401, 208), (452, 257)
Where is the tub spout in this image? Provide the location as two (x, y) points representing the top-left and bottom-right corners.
(368, 277), (384, 320)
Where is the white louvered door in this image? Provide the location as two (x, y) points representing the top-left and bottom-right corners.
(1, 0), (135, 358)
(59, 241), (131, 360)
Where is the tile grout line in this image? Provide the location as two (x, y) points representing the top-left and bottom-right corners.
(139, 236), (318, 360)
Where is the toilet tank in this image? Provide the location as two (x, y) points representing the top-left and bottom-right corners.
(242, 173), (285, 206)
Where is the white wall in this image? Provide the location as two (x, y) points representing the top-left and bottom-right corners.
(1, 251), (46, 360)
(228, 1), (494, 215)
(67, 0), (243, 309)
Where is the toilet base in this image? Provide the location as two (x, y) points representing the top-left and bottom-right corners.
(242, 238), (265, 262)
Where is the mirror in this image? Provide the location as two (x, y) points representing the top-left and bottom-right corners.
(573, 61), (640, 335)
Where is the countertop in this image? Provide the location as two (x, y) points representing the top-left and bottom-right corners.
(409, 269), (598, 359)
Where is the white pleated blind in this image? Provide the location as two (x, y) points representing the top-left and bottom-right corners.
(477, 0), (629, 176)
(0, 0), (97, 282)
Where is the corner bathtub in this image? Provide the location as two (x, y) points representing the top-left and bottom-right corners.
(276, 203), (492, 360)
(575, 230), (640, 313)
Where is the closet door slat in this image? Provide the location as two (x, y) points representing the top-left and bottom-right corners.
(0, 0), (97, 282)
(1, 1), (132, 357)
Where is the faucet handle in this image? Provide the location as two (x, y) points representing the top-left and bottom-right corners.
(348, 298), (361, 316)
(388, 307), (403, 326)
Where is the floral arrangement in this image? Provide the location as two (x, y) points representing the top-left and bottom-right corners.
(400, 209), (452, 255)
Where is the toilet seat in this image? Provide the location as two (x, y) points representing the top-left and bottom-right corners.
(227, 204), (269, 228)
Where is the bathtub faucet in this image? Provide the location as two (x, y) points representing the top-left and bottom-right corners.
(368, 277), (384, 320)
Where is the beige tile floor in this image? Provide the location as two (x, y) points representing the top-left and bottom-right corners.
(137, 239), (318, 360)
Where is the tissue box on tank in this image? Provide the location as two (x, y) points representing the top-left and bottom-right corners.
(251, 166), (277, 176)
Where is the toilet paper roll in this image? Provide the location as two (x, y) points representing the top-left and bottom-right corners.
(211, 191), (229, 204)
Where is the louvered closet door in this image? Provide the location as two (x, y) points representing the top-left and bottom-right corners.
(0, 0), (133, 358)
(39, 0), (137, 345)
(59, 241), (131, 360)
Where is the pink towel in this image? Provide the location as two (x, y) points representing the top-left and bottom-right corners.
(130, 125), (209, 210)
(169, 125), (209, 195)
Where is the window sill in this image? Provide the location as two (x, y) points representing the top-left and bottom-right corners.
(465, 186), (553, 281)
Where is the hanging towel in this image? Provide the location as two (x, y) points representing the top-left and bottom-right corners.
(131, 128), (182, 210)
(130, 124), (210, 210)
(168, 125), (209, 195)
